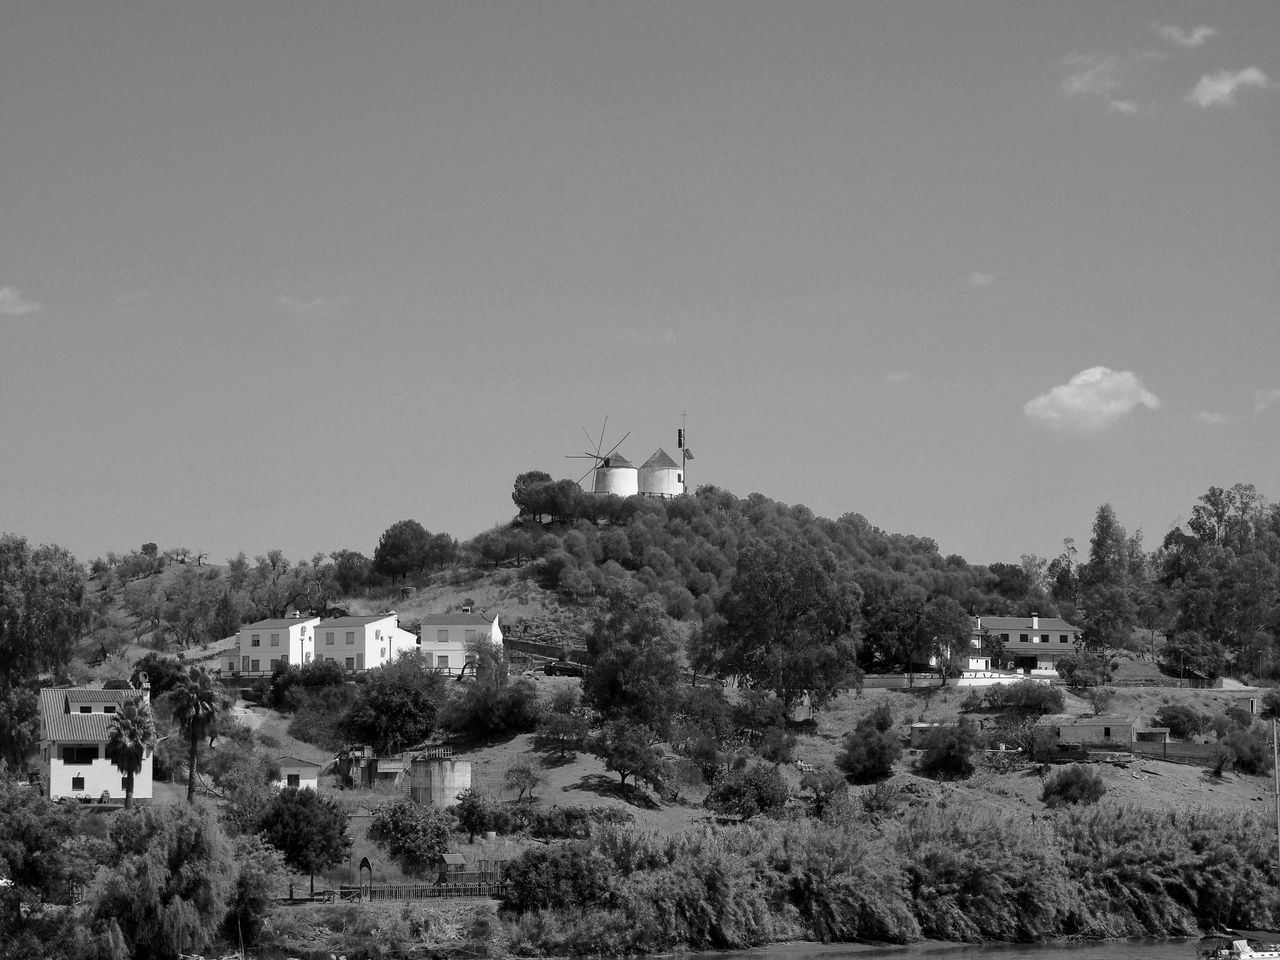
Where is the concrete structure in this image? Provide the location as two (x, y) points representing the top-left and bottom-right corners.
(275, 756), (321, 791)
(638, 448), (683, 499)
(230, 615), (320, 677)
(410, 756), (472, 807)
(972, 614), (1082, 677)
(1040, 714), (1137, 749)
(418, 612), (502, 675)
(591, 451), (638, 496)
(38, 686), (154, 802)
(315, 613), (417, 672)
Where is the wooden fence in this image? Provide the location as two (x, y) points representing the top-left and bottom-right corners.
(335, 881), (507, 902)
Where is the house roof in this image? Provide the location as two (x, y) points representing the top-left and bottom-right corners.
(419, 613), (496, 627)
(973, 616), (1080, 633)
(242, 617), (319, 630)
(600, 452), (634, 469)
(277, 756), (322, 770)
(317, 615), (394, 628)
(641, 448), (680, 470)
(1043, 714), (1136, 726)
(441, 853), (466, 866)
(39, 687), (142, 742)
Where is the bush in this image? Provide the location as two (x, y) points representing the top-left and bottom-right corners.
(368, 799), (451, 876)
(1225, 729), (1273, 776)
(705, 763), (789, 820)
(1155, 704), (1203, 740)
(1041, 764), (1107, 808)
(502, 844), (618, 913)
(988, 680), (1064, 715)
(917, 719), (979, 780)
(837, 705), (902, 784)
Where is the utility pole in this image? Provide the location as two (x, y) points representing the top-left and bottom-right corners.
(1273, 716), (1279, 875)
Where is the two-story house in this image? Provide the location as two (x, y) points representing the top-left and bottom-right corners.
(315, 613), (418, 672)
(418, 612), (502, 675)
(973, 614), (1082, 676)
(229, 615), (321, 677)
(39, 686), (154, 801)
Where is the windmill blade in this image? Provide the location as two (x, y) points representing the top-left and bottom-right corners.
(596, 417), (608, 456)
(581, 425), (598, 451)
(576, 465), (595, 484)
(600, 431), (630, 460)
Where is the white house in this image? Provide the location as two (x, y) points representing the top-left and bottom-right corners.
(418, 612), (503, 675)
(973, 614), (1082, 677)
(274, 756), (321, 791)
(229, 615), (321, 677)
(315, 613), (418, 672)
(39, 687), (154, 802)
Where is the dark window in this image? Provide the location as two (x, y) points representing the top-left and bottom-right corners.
(104, 705), (116, 713)
(1001, 633), (1009, 641)
(1103, 727), (1111, 738)
(250, 659), (260, 672)
(1060, 635), (1069, 643)
(62, 745), (97, 764)
(287, 774), (300, 788)
(79, 705), (92, 713)
(1041, 634), (1049, 643)
(345, 657), (355, 670)
(251, 634), (261, 647)
(71, 776), (85, 791)
(1019, 633), (1028, 642)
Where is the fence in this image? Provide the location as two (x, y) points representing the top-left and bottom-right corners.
(1131, 740), (1221, 765)
(336, 880), (508, 902)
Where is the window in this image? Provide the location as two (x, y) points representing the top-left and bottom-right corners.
(1019, 633), (1028, 642)
(1040, 634), (1049, 643)
(62, 745), (97, 764)
(228, 661), (236, 672)
(437, 629), (449, 643)
(270, 633), (280, 646)
(1060, 634), (1069, 643)
(251, 659), (260, 672)
(79, 705), (92, 714)
(287, 774), (300, 788)
(71, 776), (85, 791)
(380, 647), (386, 659)
(465, 629), (477, 643)
(1001, 633), (1009, 641)
(345, 631), (355, 645)
(104, 705), (116, 714)
(326, 632), (335, 645)
(1103, 727), (1111, 739)
(251, 634), (261, 647)
(345, 657), (355, 670)
(304, 652), (312, 663)
(437, 656), (450, 669)
(269, 659), (280, 671)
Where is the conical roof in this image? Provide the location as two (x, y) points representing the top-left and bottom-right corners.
(600, 452), (634, 469)
(641, 447), (680, 470)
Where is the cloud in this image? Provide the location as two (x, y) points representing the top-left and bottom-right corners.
(1194, 411), (1232, 426)
(967, 272), (995, 287)
(1157, 24), (1217, 48)
(885, 371), (911, 383)
(1024, 366), (1162, 432)
(1060, 55), (1141, 113)
(1186, 67), (1273, 107)
(1253, 388), (1280, 415)
(0, 286), (44, 317)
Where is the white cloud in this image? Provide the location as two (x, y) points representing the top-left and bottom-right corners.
(1253, 388), (1280, 415)
(1186, 67), (1273, 107)
(967, 272), (995, 287)
(885, 371), (911, 383)
(1061, 55), (1142, 113)
(1194, 411), (1232, 426)
(1157, 24), (1217, 48)
(0, 286), (44, 317)
(1024, 366), (1162, 432)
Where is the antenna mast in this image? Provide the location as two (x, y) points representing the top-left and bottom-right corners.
(678, 412), (689, 495)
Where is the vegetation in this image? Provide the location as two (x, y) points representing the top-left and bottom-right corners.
(836, 704), (902, 784)
(917, 718), (980, 780)
(258, 787), (352, 895)
(170, 665), (221, 803)
(104, 697), (157, 809)
(368, 799), (451, 875)
(1041, 764), (1107, 808)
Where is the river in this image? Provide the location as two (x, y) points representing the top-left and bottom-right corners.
(702, 940), (1199, 960)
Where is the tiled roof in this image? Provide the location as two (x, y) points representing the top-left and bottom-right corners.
(600, 452), (634, 469)
(277, 756), (322, 770)
(973, 616), (1080, 633)
(418, 614), (496, 626)
(317, 615), (392, 628)
(242, 617), (319, 630)
(640, 448), (680, 470)
(39, 687), (142, 743)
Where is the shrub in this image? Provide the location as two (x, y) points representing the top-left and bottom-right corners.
(1041, 764), (1107, 808)
(367, 799), (450, 877)
(502, 844), (618, 913)
(1225, 729), (1273, 776)
(705, 763), (789, 820)
(453, 788), (497, 843)
(990, 680), (1064, 715)
(836, 706), (902, 784)
(917, 719), (979, 780)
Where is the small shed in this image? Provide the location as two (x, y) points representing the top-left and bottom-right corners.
(438, 852), (467, 884)
(275, 757), (321, 791)
(1041, 715), (1137, 748)
(1134, 726), (1170, 744)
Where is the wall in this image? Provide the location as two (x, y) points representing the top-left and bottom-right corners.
(410, 758), (472, 807)
(45, 743), (154, 801)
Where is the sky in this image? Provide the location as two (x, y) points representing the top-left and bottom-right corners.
(2, 0), (1278, 569)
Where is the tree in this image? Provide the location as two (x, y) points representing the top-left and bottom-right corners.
(84, 803), (237, 960)
(591, 721), (668, 790)
(704, 762), (788, 820)
(453, 787), (497, 842)
(501, 844), (616, 913)
(504, 762), (543, 802)
(917, 718), (980, 780)
(367, 798), (447, 876)
(0, 774), (84, 932)
(1077, 505), (1138, 653)
(104, 697), (157, 809)
(259, 786), (352, 894)
(1154, 704), (1204, 740)
(535, 710), (590, 760)
(328, 549), (373, 594)
(512, 471), (554, 522)
(225, 834), (289, 947)
(373, 519), (432, 582)
(342, 652), (444, 754)
(170, 666), (221, 803)
(1041, 764), (1106, 808)
(1055, 652), (1109, 689)
(0, 535), (86, 685)
(694, 537), (862, 713)
(583, 593), (684, 733)
(836, 704), (902, 784)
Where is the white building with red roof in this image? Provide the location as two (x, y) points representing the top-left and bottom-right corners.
(38, 686), (154, 801)
(229, 614), (321, 677)
(315, 612), (418, 672)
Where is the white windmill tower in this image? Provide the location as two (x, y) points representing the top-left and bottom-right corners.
(566, 419), (639, 496)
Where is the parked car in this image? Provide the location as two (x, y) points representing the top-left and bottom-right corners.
(544, 660), (584, 677)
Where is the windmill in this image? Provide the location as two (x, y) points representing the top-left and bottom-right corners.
(566, 418), (638, 495)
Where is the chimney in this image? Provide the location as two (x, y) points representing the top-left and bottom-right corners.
(1031, 612), (1039, 630)
(975, 616), (982, 630)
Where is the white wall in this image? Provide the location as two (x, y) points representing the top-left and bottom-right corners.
(45, 742), (154, 801)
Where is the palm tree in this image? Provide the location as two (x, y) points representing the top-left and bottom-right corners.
(105, 697), (157, 809)
(170, 665), (220, 803)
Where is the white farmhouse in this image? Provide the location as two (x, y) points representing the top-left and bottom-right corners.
(229, 615), (321, 677)
(418, 612), (503, 675)
(274, 756), (322, 791)
(315, 613), (418, 672)
(39, 687), (154, 802)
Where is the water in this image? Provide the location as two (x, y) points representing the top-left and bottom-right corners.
(703, 939), (1198, 960)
